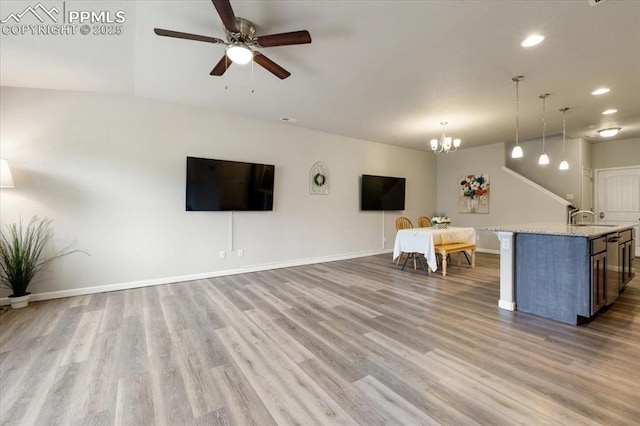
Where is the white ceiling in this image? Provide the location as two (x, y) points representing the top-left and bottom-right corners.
(2, 0), (639, 151)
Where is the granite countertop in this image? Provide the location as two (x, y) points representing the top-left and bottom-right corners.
(482, 222), (635, 238)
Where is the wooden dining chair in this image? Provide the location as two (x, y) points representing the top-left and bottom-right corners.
(395, 216), (417, 268)
(418, 216), (432, 227)
(395, 216), (413, 231)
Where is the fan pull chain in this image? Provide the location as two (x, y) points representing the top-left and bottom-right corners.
(251, 55), (255, 94)
(225, 55), (229, 90)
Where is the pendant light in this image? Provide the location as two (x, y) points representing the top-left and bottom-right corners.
(538, 93), (550, 165)
(559, 107), (570, 170)
(511, 76), (524, 158)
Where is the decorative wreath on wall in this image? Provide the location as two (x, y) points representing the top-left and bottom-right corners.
(313, 172), (326, 187)
(310, 161), (329, 195)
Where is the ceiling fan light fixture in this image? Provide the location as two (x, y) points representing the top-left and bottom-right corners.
(226, 44), (253, 64)
(598, 127), (621, 137)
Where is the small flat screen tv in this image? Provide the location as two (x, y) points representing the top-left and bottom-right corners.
(186, 156), (275, 211)
(360, 174), (406, 211)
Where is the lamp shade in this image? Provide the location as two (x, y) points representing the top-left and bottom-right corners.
(511, 145), (523, 158)
(0, 158), (15, 188)
(559, 160), (569, 170)
(538, 153), (550, 165)
(226, 44), (253, 64)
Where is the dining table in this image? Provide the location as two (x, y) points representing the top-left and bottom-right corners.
(393, 226), (476, 273)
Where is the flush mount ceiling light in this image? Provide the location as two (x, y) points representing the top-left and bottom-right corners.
(538, 93), (550, 166)
(602, 109), (618, 115)
(591, 87), (610, 95)
(558, 107), (570, 171)
(226, 43), (253, 64)
(511, 76), (524, 159)
(430, 121), (461, 154)
(521, 34), (544, 47)
(598, 127), (621, 137)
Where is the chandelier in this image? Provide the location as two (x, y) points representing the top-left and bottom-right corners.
(430, 121), (461, 154)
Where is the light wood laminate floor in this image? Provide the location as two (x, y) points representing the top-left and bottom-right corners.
(1, 253), (639, 425)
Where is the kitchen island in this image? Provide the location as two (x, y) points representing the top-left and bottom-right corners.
(486, 223), (636, 325)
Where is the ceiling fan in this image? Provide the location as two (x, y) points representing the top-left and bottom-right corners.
(154, 0), (312, 80)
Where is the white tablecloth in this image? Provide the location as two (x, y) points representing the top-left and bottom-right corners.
(393, 227), (476, 272)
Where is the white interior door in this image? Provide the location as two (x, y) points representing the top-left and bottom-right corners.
(581, 168), (593, 211)
(596, 167), (640, 254)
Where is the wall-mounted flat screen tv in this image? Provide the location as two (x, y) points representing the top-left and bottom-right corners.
(360, 174), (406, 211)
(186, 156), (275, 211)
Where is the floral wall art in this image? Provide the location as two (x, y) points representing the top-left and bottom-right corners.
(459, 174), (490, 213)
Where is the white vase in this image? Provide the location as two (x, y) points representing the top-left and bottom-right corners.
(9, 294), (31, 309)
(467, 197), (478, 212)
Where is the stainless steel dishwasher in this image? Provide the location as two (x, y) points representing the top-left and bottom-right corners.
(605, 232), (621, 305)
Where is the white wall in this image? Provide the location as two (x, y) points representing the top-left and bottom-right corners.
(591, 137), (640, 169)
(505, 136), (584, 207)
(436, 143), (567, 251)
(0, 87), (435, 298)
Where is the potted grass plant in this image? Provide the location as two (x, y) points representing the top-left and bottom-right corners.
(0, 216), (83, 309)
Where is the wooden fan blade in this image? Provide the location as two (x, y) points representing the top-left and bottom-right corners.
(256, 30), (312, 47)
(154, 28), (225, 45)
(210, 55), (232, 76)
(253, 53), (291, 80)
(211, 0), (238, 32)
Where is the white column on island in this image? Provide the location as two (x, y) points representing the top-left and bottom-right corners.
(495, 231), (516, 311)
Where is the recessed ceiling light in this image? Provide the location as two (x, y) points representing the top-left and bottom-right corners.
(602, 109), (618, 115)
(521, 34), (544, 47)
(280, 117), (297, 123)
(591, 87), (610, 95)
(597, 127), (621, 137)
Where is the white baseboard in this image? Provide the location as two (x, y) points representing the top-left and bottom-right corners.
(499, 300), (516, 311)
(477, 248), (500, 255)
(0, 249), (393, 306)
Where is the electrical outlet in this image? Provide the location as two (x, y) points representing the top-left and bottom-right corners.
(219, 251), (226, 259)
(238, 249), (244, 257)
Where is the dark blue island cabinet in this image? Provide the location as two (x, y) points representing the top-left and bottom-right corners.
(515, 233), (609, 325)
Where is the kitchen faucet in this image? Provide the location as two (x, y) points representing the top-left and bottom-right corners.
(568, 207), (579, 224)
(570, 210), (596, 225)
